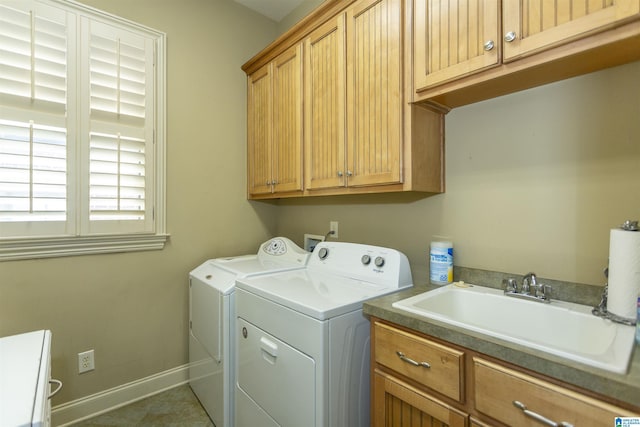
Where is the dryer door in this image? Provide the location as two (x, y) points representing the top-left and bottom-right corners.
(237, 317), (315, 426)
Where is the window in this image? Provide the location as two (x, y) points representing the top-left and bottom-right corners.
(0, 0), (166, 260)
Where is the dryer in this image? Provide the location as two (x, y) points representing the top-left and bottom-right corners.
(235, 241), (413, 427)
(189, 237), (309, 427)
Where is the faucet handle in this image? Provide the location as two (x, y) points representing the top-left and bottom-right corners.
(503, 278), (518, 293)
(535, 284), (551, 300)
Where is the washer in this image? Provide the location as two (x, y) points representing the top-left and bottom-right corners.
(235, 241), (413, 427)
(189, 237), (309, 427)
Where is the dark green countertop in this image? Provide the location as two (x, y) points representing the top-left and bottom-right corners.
(363, 282), (640, 409)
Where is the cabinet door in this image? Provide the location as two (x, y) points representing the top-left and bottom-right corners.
(373, 370), (468, 427)
(304, 15), (346, 190)
(272, 44), (303, 193)
(346, 0), (403, 187)
(414, 0), (500, 91)
(503, 0), (640, 61)
(247, 64), (272, 196)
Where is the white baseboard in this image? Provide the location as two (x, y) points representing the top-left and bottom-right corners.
(52, 364), (190, 426)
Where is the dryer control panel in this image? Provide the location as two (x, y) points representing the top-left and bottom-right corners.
(309, 241), (413, 289)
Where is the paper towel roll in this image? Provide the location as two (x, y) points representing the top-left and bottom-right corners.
(607, 228), (640, 319)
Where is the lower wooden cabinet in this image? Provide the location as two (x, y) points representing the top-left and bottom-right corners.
(474, 357), (639, 427)
(371, 319), (640, 427)
(373, 369), (468, 427)
(469, 417), (492, 427)
(374, 322), (464, 402)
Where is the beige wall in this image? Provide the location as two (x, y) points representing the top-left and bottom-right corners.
(0, 0), (278, 405)
(277, 0), (326, 34)
(276, 60), (640, 286)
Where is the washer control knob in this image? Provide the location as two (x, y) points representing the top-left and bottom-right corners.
(361, 254), (371, 265)
(374, 256), (385, 267)
(318, 247), (329, 260)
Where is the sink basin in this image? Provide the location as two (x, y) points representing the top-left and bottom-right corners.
(392, 283), (636, 374)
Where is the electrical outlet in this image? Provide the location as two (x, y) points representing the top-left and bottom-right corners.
(78, 349), (95, 374)
(330, 221), (339, 238)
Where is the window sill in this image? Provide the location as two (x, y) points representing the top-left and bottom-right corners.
(0, 234), (170, 261)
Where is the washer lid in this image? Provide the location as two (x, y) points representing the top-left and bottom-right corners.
(237, 269), (402, 320)
(190, 256), (307, 295)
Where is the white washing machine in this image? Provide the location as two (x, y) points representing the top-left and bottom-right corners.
(189, 237), (309, 427)
(235, 241), (413, 427)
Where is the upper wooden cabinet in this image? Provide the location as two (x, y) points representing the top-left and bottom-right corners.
(414, 0), (500, 90)
(247, 44), (303, 197)
(244, 0), (445, 200)
(304, 15), (346, 191)
(414, 0), (640, 107)
(502, 0), (640, 61)
(306, 0), (404, 191)
(247, 63), (272, 196)
(345, 0), (403, 188)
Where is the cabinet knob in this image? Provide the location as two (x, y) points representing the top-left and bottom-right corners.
(483, 40), (495, 51)
(504, 31), (517, 43)
(346, 170), (353, 177)
(337, 171), (343, 177)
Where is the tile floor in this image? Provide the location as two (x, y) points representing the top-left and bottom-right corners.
(71, 385), (214, 426)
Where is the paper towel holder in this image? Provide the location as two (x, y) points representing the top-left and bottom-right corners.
(592, 219), (639, 326)
(592, 284), (636, 326)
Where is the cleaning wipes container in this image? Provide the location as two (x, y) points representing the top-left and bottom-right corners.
(430, 240), (453, 285)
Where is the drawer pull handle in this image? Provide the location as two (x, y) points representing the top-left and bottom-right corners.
(396, 351), (430, 368)
(512, 400), (574, 427)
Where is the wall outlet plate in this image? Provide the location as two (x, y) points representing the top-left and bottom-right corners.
(304, 234), (325, 252)
(329, 221), (339, 238)
(78, 349), (95, 374)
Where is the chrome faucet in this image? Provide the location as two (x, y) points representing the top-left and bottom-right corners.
(503, 272), (551, 303)
(522, 272), (537, 294)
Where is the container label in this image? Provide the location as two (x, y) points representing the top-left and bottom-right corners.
(430, 247), (453, 284)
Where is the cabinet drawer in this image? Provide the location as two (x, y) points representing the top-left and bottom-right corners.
(374, 322), (464, 402)
(474, 357), (640, 427)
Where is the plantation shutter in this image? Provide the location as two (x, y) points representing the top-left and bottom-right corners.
(82, 18), (155, 234)
(0, 1), (72, 236)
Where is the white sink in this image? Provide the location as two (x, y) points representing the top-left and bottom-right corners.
(392, 283), (636, 374)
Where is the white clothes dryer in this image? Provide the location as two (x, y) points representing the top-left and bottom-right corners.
(235, 241), (413, 427)
(189, 237), (309, 427)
